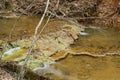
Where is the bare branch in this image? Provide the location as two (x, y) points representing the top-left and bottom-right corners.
(17, 0), (50, 80)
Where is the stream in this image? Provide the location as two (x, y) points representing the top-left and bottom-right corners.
(36, 26), (120, 80)
(0, 16), (120, 80)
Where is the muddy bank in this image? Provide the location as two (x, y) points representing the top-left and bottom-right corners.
(0, 0), (120, 27)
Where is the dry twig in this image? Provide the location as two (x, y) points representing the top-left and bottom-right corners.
(17, 0), (50, 80)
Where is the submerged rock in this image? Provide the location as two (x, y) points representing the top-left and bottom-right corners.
(11, 24), (82, 56)
(1, 21), (84, 70)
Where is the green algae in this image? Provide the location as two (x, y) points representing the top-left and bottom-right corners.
(1, 48), (54, 70)
(2, 48), (27, 61)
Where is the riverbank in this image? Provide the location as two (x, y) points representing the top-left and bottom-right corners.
(0, 0), (120, 27)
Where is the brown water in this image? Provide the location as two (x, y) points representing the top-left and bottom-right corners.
(0, 16), (69, 41)
(45, 54), (120, 80)
(0, 16), (40, 41)
(71, 27), (120, 54)
(0, 16), (120, 80)
(40, 27), (120, 80)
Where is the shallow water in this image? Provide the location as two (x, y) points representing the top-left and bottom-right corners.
(45, 54), (120, 80)
(0, 16), (40, 40)
(0, 16), (120, 80)
(39, 27), (120, 80)
(0, 16), (70, 41)
(71, 27), (120, 54)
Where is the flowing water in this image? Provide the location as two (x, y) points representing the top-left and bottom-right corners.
(71, 27), (120, 54)
(0, 16), (120, 80)
(38, 27), (120, 80)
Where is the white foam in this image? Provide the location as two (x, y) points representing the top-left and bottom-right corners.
(79, 32), (89, 36)
(33, 61), (55, 71)
(4, 47), (20, 55)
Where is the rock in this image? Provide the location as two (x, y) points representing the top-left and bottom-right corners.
(1, 22), (84, 70)
(11, 23), (83, 57)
